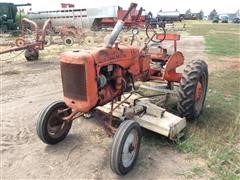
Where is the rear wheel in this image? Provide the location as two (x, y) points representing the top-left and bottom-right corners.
(110, 120), (142, 175)
(177, 59), (208, 120)
(36, 101), (72, 145)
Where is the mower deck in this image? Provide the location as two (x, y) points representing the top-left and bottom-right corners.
(97, 93), (186, 140)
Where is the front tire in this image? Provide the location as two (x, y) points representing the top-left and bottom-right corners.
(36, 101), (72, 145)
(177, 59), (208, 120)
(110, 120), (142, 175)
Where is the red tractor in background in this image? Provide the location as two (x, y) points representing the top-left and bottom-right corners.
(91, 5), (145, 30)
(36, 3), (208, 175)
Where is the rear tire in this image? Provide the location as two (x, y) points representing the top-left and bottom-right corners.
(110, 120), (142, 175)
(37, 101), (72, 145)
(177, 59), (208, 120)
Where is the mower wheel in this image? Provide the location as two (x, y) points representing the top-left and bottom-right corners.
(25, 48), (39, 61)
(177, 59), (208, 120)
(110, 120), (141, 175)
(36, 101), (72, 145)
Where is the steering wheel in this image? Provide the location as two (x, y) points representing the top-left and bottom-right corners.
(146, 23), (166, 43)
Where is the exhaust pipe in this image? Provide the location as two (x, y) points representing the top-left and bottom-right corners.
(106, 3), (137, 48)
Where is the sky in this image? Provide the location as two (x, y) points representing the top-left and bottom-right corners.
(1, 0), (239, 15)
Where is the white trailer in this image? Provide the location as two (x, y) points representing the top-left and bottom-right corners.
(28, 6), (118, 29)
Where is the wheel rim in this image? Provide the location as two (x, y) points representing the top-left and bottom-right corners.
(122, 129), (139, 168)
(195, 82), (202, 102)
(47, 108), (70, 139)
(195, 75), (207, 114)
(66, 39), (72, 45)
(16, 38), (25, 47)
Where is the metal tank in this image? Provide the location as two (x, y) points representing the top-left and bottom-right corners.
(28, 6), (118, 29)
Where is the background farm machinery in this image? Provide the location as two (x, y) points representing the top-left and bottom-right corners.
(91, 6), (145, 30)
(0, 2), (31, 34)
(0, 2), (187, 53)
(36, 2), (208, 176)
(0, 18), (52, 61)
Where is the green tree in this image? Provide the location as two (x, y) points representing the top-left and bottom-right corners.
(185, 9), (192, 19)
(185, 9), (191, 15)
(209, 9), (218, 20)
(198, 10), (204, 20)
(236, 9), (240, 16)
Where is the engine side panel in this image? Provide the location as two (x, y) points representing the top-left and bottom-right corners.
(93, 45), (139, 69)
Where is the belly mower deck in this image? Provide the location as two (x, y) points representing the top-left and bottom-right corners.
(97, 93), (186, 140)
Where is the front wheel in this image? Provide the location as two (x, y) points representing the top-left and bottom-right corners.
(110, 120), (142, 175)
(177, 59), (208, 120)
(36, 101), (72, 145)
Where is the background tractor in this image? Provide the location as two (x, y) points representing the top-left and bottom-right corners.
(0, 2), (31, 33)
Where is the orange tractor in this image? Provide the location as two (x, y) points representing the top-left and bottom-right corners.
(36, 3), (208, 175)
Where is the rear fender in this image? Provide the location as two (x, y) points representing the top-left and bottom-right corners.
(164, 51), (184, 82)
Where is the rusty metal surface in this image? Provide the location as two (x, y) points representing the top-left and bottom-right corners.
(61, 62), (87, 100)
(21, 18), (39, 41)
(0, 42), (41, 54)
(0, 18), (52, 55)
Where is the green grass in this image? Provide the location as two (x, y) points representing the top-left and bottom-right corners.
(175, 165), (206, 179)
(205, 35), (239, 56)
(175, 21), (240, 179)
(186, 22), (240, 56)
(176, 70), (240, 178)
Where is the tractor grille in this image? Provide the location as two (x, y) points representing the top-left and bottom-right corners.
(61, 62), (87, 100)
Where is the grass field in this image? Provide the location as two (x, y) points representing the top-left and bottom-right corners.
(175, 21), (240, 179)
(187, 21), (240, 56)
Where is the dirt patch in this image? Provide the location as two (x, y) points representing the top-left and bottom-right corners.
(207, 56), (240, 72)
(0, 70), (21, 76)
(1, 35), (211, 179)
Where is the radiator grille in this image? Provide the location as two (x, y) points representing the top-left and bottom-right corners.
(61, 62), (87, 100)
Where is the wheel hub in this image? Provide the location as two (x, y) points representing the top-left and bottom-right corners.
(128, 143), (135, 153)
(47, 110), (69, 138)
(195, 81), (203, 101)
(122, 129), (138, 168)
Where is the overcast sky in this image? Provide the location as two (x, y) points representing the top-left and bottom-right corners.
(1, 0), (239, 15)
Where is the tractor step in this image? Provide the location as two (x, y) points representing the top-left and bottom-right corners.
(97, 93), (186, 140)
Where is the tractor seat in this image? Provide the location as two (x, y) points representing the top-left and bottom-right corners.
(155, 33), (180, 52)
